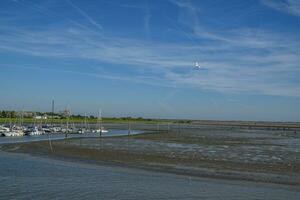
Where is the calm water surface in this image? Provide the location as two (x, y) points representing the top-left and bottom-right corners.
(0, 151), (299, 200)
(0, 129), (142, 144)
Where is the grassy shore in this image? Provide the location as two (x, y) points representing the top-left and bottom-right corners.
(0, 117), (175, 124)
(1, 117), (300, 130)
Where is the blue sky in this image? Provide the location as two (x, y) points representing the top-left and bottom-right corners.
(0, 0), (300, 121)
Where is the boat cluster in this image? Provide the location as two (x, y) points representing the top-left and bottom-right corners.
(0, 124), (108, 137)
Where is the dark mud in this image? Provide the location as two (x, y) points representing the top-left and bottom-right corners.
(1, 126), (300, 186)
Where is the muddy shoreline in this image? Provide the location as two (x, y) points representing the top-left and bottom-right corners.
(1, 128), (300, 186)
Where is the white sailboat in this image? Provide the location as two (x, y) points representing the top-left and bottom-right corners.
(1, 112), (25, 137)
(25, 126), (42, 136)
(0, 125), (10, 136)
(3, 126), (24, 137)
(93, 109), (108, 134)
(78, 113), (90, 134)
(0, 125), (9, 132)
(3, 130), (24, 137)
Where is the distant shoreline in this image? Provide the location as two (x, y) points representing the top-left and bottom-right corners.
(1, 117), (300, 129)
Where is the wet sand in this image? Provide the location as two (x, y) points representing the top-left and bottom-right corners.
(1, 126), (300, 186)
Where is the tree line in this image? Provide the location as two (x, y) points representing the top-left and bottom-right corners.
(0, 111), (17, 118)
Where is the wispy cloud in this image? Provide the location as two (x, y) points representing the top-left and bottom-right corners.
(2, 24), (299, 97)
(1, 0), (300, 98)
(168, 0), (199, 11)
(165, 0), (300, 97)
(262, 0), (300, 16)
(144, 0), (152, 39)
(65, 0), (103, 31)
(2, 63), (170, 89)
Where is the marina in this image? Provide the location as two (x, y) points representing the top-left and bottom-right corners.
(0, 124), (109, 137)
(0, 110), (110, 138)
(0, 130), (143, 144)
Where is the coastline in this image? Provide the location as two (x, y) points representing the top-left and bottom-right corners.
(1, 130), (300, 186)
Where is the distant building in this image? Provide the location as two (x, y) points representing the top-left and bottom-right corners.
(60, 109), (71, 118)
(33, 115), (47, 119)
(51, 115), (61, 119)
(22, 112), (35, 118)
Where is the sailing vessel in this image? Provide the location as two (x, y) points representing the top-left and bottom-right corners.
(92, 109), (108, 134)
(2, 130), (24, 137)
(1, 112), (25, 137)
(78, 113), (90, 134)
(25, 126), (42, 136)
(0, 125), (10, 136)
(2, 125), (24, 137)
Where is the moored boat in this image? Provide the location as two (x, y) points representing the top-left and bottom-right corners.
(25, 126), (42, 136)
(3, 129), (24, 137)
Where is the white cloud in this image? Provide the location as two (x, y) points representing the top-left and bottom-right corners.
(65, 0), (103, 31)
(262, 0), (300, 16)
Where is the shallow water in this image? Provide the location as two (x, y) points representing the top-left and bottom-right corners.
(0, 129), (142, 144)
(0, 151), (299, 200)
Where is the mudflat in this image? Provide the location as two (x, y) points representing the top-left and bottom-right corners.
(2, 126), (300, 186)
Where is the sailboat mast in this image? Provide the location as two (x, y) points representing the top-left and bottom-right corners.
(9, 112), (12, 130)
(21, 109), (24, 126)
(51, 100), (54, 127)
(98, 109), (102, 137)
(128, 117), (131, 136)
(84, 112), (87, 129)
(65, 107), (69, 138)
